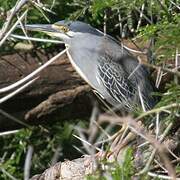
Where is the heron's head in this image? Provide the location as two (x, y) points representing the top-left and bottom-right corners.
(21, 20), (102, 42)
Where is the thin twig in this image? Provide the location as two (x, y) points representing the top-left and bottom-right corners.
(0, 0), (29, 41)
(24, 145), (33, 180)
(138, 56), (180, 77)
(170, 0), (180, 10)
(148, 172), (180, 180)
(0, 109), (31, 128)
(31, 0), (56, 14)
(0, 9), (28, 47)
(0, 77), (38, 104)
(0, 130), (19, 136)
(73, 134), (101, 152)
(135, 7), (152, 24)
(137, 3), (145, 31)
(138, 86), (146, 112)
(135, 103), (179, 121)
(73, 145), (86, 155)
(99, 115), (176, 178)
(103, 9), (107, 35)
(138, 122), (173, 175)
(155, 113), (160, 139)
(174, 48), (179, 84)
(117, 9), (123, 37)
(0, 168), (18, 180)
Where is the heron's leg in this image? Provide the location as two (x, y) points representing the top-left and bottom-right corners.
(94, 124), (127, 159)
(108, 124), (137, 160)
(113, 132), (136, 159)
(110, 124), (129, 150)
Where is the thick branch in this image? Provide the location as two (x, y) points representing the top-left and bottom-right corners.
(0, 47), (93, 131)
(30, 155), (96, 180)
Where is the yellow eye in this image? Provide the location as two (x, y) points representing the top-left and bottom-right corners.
(52, 24), (69, 33)
(61, 26), (69, 32)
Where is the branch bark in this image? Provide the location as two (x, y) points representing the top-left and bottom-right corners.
(30, 155), (96, 180)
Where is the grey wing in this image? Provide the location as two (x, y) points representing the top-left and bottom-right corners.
(97, 58), (136, 109)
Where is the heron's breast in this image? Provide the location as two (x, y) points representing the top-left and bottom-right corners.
(67, 44), (110, 98)
(67, 47), (98, 84)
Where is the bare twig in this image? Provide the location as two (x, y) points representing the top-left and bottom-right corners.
(51, 145), (62, 165)
(138, 122), (173, 175)
(73, 134), (101, 152)
(136, 103), (179, 121)
(103, 9), (107, 35)
(0, 168), (18, 180)
(138, 56), (180, 77)
(174, 48), (179, 84)
(0, 9), (28, 47)
(0, 109), (31, 128)
(24, 145), (34, 180)
(88, 103), (100, 143)
(170, 0), (180, 10)
(155, 113), (160, 138)
(137, 3), (145, 31)
(0, 77), (38, 104)
(31, 0), (56, 15)
(155, 65), (163, 88)
(138, 86), (146, 112)
(135, 7), (152, 24)
(99, 115), (176, 178)
(122, 43), (146, 54)
(0, 0), (29, 41)
(0, 130), (19, 136)
(148, 172), (180, 180)
(117, 9), (123, 37)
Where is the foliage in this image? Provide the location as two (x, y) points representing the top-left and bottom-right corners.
(0, 0), (179, 179)
(86, 148), (135, 180)
(157, 83), (180, 107)
(138, 14), (180, 62)
(0, 120), (83, 179)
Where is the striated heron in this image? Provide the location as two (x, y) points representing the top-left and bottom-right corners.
(21, 20), (157, 111)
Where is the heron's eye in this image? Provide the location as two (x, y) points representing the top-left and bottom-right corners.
(52, 24), (69, 33)
(61, 26), (69, 33)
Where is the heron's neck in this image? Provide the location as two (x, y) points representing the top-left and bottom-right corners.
(70, 35), (102, 52)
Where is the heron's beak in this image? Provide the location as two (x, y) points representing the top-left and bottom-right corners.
(17, 24), (70, 40)
(21, 24), (56, 34)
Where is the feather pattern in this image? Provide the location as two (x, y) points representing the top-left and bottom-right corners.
(97, 55), (137, 109)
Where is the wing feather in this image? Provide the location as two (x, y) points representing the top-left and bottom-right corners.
(97, 56), (136, 109)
